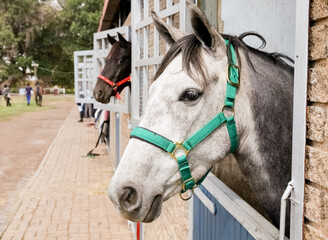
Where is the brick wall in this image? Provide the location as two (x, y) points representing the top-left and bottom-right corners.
(304, 0), (328, 239)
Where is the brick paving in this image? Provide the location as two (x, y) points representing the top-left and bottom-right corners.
(0, 108), (133, 240)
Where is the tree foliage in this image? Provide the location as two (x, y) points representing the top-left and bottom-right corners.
(0, 0), (103, 88)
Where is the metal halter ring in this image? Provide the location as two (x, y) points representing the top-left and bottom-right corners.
(179, 189), (194, 201)
(221, 105), (235, 118)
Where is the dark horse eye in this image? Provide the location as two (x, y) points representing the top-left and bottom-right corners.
(180, 89), (202, 101)
(116, 59), (124, 64)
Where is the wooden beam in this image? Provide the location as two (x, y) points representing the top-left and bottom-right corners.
(98, 0), (121, 32)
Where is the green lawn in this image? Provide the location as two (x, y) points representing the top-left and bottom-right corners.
(0, 94), (73, 121)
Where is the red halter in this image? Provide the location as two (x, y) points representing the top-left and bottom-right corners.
(98, 75), (131, 100)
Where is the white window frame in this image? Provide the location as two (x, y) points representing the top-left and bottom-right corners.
(74, 50), (95, 104)
(289, 0), (309, 239)
(93, 26), (131, 113)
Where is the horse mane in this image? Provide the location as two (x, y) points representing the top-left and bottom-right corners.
(153, 34), (205, 84)
(223, 32), (294, 72)
(153, 32), (294, 84)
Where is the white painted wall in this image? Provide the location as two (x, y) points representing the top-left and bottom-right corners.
(221, 0), (296, 59)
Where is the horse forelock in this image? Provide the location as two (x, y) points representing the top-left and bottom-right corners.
(106, 41), (131, 61)
(152, 35), (208, 87)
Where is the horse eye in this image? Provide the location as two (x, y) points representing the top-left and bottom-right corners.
(180, 89), (202, 101)
(116, 59), (124, 64)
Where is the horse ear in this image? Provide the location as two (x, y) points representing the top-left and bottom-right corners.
(117, 32), (129, 47)
(107, 34), (117, 45)
(186, 1), (224, 51)
(151, 11), (186, 46)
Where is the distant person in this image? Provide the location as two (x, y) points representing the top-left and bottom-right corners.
(3, 85), (11, 107)
(35, 81), (44, 106)
(77, 103), (85, 122)
(85, 103), (93, 118)
(25, 83), (32, 105)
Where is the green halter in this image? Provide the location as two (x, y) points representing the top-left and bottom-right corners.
(130, 40), (239, 200)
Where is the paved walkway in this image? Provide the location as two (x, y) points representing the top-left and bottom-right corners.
(0, 108), (133, 240)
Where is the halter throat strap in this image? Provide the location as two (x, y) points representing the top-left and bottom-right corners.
(98, 75), (131, 99)
(129, 40), (239, 197)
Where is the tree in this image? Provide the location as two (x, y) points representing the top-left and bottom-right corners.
(0, 0), (43, 82)
(0, 0), (103, 88)
(59, 0), (103, 50)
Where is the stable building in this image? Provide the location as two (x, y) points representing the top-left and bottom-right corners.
(74, 0), (328, 239)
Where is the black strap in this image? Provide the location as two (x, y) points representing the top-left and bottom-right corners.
(87, 121), (106, 157)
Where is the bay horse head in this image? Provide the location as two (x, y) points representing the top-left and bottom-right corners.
(108, 1), (293, 230)
(93, 33), (131, 103)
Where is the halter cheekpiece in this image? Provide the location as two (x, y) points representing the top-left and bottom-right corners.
(130, 40), (239, 200)
(98, 74), (131, 99)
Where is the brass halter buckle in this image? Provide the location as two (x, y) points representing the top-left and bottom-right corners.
(168, 142), (189, 161)
(168, 142), (196, 198)
(227, 64), (240, 87)
(182, 177), (195, 192)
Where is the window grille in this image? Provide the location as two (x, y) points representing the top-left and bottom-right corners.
(131, 0), (192, 127)
(74, 50), (95, 104)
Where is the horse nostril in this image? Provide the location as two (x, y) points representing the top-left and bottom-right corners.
(120, 187), (139, 210)
(97, 89), (103, 99)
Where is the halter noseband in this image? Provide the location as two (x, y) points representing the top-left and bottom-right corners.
(98, 75), (131, 99)
(130, 40), (239, 200)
